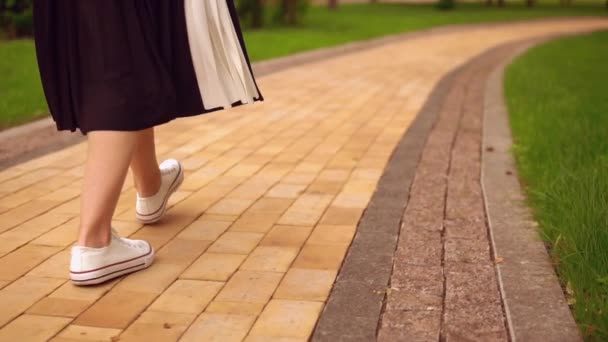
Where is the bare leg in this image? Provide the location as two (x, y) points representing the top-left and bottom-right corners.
(78, 131), (138, 248)
(130, 128), (161, 197)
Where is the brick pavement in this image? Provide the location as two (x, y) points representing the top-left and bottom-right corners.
(0, 19), (607, 341)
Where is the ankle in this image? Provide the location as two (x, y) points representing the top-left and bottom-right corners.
(77, 227), (112, 248)
(135, 169), (162, 197)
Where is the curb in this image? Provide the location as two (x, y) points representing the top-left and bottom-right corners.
(481, 38), (583, 341)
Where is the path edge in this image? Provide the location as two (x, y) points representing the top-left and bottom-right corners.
(481, 37), (583, 341)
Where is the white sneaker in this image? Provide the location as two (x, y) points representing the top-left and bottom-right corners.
(136, 159), (184, 224)
(70, 230), (154, 286)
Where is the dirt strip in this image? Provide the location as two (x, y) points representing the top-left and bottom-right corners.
(314, 36), (584, 341)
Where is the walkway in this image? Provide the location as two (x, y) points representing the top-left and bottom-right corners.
(0, 18), (606, 341)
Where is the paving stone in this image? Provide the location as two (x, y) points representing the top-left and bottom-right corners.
(206, 301), (266, 316)
(278, 193), (333, 226)
(56, 325), (122, 341)
(215, 270), (283, 304)
(259, 225), (312, 248)
(177, 219), (232, 241)
(114, 263), (182, 294)
(148, 280), (223, 314)
(27, 297), (91, 318)
(0, 244), (62, 281)
(444, 237), (492, 264)
(207, 232), (264, 254)
(206, 198), (256, 216)
(240, 246), (299, 272)
(292, 243), (349, 270)
(378, 310), (442, 342)
(74, 290), (158, 329)
(119, 311), (196, 342)
(307, 225), (356, 245)
(394, 231), (443, 266)
(266, 184), (307, 199)
(229, 212), (281, 233)
(0, 276), (65, 327)
(274, 268), (337, 302)
(30, 217), (79, 247)
(318, 206), (364, 226)
(444, 302), (508, 341)
(27, 250), (71, 279)
(445, 262), (502, 309)
(0, 314), (71, 341)
(181, 253), (246, 281)
(154, 238), (211, 265)
(181, 313), (256, 342)
(249, 300), (323, 339)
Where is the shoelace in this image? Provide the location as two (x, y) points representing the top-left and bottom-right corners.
(111, 229), (146, 250)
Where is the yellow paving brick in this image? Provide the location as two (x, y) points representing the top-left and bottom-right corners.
(199, 214), (239, 222)
(0, 314), (71, 341)
(246, 198), (294, 214)
(177, 219), (232, 241)
(205, 301), (266, 316)
(28, 250), (71, 279)
(274, 268), (337, 302)
(307, 181), (344, 195)
(148, 280), (223, 314)
(181, 253), (246, 281)
(240, 246), (299, 273)
(181, 313), (256, 342)
(0, 281), (7, 290)
(0, 200), (63, 233)
(248, 300), (323, 339)
(244, 336), (307, 342)
(207, 232), (263, 254)
(281, 172), (318, 185)
(47, 197), (80, 215)
(215, 270), (283, 304)
(266, 184), (306, 199)
(319, 206), (364, 226)
(206, 198), (255, 216)
(30, 217), (79, 247)
(0, 187), (48, 210)
(277, 193), (333, 226)
(0, 276), (65, 327)
(27, 297), (91, 318)
(292, 243), (350, 270)
(112, 220), (142, 238)
(49, 280), (116, 302)
(331, 192), (372, 209)
(119, 311), (196, 342)
(0, 168), (62, 193)
(114, 263), (183, 295)
(0, 245), (62, 281)
(259, 225), (312, 248)
(154, 238), (211, 265)
(317, 169), (351, 182)
(307, 225), (357, 245)
(56, 325), (122, 341)
(0, 213), (72, 256)
(228, 212), (280, 233)
(75, 290), (158, 329)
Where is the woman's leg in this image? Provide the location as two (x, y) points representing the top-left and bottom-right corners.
(78, 131), (138, 248)
(130, 128), (161, 197)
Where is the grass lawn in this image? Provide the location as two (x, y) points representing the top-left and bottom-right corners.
(506, 30), (608, 340)
(0, 2), (606, 129)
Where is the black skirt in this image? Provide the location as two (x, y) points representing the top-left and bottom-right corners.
(33, 0), (263, 135)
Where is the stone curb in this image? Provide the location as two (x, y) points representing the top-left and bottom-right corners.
(1, 16), (605, 171)
(481, 37), (583, 342)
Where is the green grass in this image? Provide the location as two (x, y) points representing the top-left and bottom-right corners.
(0, 39), (47, 129)
(0, 2), (606, 129)
(506, 30), (608, 340)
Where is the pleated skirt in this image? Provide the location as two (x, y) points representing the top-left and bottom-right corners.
(33, 0), (263, 135)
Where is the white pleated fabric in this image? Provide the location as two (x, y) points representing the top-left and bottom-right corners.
(184, 0), (260, 110)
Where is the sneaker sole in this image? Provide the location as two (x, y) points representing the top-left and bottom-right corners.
(70, 245), (155, 286)
(135, 163), (184, 224)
